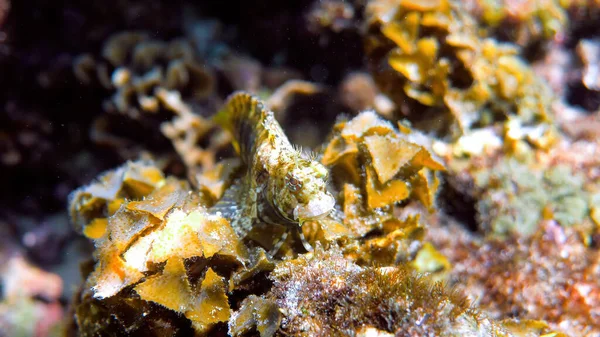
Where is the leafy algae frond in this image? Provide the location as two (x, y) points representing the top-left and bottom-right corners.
(211, 92), (336, 248)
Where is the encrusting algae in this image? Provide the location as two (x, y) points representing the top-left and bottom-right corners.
(69, 161), (248, 334)
(364, 0), (555, 140)
(68, 93), (570, 336)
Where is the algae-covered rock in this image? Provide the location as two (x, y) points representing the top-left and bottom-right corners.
(322, 111), (444, 215)
(364, 0), (555, 139)
(68, 161), (250, 335)
(471, 158), (599, 237)
(470, 0), (568, 48)
(270, 248), (510, 336)
(68, 160), (168, 236)
(68, 92), (577, 336)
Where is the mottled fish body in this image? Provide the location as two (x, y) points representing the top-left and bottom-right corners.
(212, 92), (335, 239)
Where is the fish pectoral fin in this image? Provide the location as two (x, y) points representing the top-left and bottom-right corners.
(210, 179), (255, 238)
(211, 181), (243, 216)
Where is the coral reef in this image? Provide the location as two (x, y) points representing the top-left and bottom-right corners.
(270, 249), (504, 337)
(364, 0), (555, 139)
(429, 219), (600, 336)
(465, 0), (568, 49)
(68, 161), (251, 335)
(444, 154), (600, 237)
(66, 94), (572, 336)
(4, 0), (600, 336)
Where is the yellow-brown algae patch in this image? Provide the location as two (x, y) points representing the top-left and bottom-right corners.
(346, 216), (425, 266)
(322, 134), (358, 167)
(135, 263), (231, 334)
(134, 258), (192, 313)
(230, 248), (276, 292)
(83, 218), (108, 240)
(365, 166), (410, 210)
(340, 110), (394, 139)
(311, 218), (354, 242)
(500, 319), (569, 337)
(107, 198), (124, 216)
(88, 249), (145, 299)
(196, 212), (248, 262)
(322, 111), (444, 216)
(121, 163), (165, 198)
(106, 208), (159, 254)
(342, 183), (390, 237)
(365, 0), (555, 139)
(364, 134), (421, 184)
(143, 209), (205, 262)
(411, 242), (451, 277)
(125, 179), (188, 220)
(69, 161), (166, 234)
(186, 268), (231, 332)
(410, 168), (441, 211)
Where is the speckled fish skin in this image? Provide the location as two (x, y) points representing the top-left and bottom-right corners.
(213, 92), (335, 237)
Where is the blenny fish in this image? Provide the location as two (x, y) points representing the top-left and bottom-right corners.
(212, 92), (335, 248)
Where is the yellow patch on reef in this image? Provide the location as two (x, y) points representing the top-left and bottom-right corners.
(411, 242), (451, 276)
(186, 268), (230, 328)
(402, 0), (447, 11)
(69, 161), (254, 306)
(107, 198), (124, 216)
(135, 262), (231, 332)
(364, 134), (421, 184)
(198, 213), (248, 260)
(591, 206), (600, 228)
(347, 216), (425, 266)
(69, 161), (167, 236)
(322, 135), (358, 167)
(135, 258), (192, 312)
(411, 147), (446, 171)
(145, 209), (205, 261)
(501, 319), (569, 337)
(340, 110), (393, 139)
(342, 183), (381, 237)
(126, 179), (187, 220)
(90, 249), (145, 299)
(108, 208), (159, 253)
(365, 166), (410, 209)
(410, 168), (441, 211)
(323, 111), (444, 212)
(83, 218), (107, 239)
(122, 165), (165, 198)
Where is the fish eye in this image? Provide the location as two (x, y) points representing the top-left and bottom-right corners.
(285, 173), (303, 193)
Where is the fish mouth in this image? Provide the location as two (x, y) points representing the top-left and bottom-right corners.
(293, 193), (336, 222)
